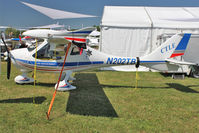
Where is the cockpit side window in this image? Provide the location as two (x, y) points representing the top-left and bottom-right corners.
(70, 47), (80, 55)
(27, 43), (36, 52)
(33, 44), (50, 59)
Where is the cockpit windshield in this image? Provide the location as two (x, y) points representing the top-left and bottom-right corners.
(31, 41), (68, 60)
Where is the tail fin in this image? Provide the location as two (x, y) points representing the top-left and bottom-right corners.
(141, 33), (191, 61)
(170, 34), (191, 58)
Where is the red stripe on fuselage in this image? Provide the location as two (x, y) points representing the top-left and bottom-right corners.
(64, 37), (86, 42)
(170, 53), (184, 58)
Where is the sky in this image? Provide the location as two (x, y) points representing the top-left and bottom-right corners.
(1, 0), (199, 29)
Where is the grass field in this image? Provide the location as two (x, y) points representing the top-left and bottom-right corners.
(0, 62), (199, 133)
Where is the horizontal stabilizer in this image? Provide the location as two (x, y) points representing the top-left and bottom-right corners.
(165, 58), (196, 65)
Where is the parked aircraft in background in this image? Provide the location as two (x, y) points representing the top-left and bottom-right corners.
(0, 40), (12, 58)
(2, 35), (37, 60)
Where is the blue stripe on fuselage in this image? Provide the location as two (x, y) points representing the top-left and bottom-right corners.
(15, 59), (104, 67)
(16, 58), (167, 68)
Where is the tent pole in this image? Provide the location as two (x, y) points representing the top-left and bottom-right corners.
(144, 7), (153, 53)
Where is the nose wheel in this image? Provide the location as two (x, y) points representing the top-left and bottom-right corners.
(14, 72), (34, 84)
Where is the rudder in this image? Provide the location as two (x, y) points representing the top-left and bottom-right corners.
(141, 33), (191, 61)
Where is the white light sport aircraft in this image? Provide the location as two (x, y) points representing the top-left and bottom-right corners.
(1, 30), (196, 91)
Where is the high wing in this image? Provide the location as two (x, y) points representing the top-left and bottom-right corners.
(20, 1), (97, 20)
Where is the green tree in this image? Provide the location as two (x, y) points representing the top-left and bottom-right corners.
(5, 28), (21, 38)
(93, 25), (100, 31)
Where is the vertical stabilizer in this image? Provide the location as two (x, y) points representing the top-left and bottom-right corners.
(170, 34), (191, 58)
(141, 33), (191, 61)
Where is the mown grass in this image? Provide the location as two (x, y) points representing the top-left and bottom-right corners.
(0, 62), (199, 133)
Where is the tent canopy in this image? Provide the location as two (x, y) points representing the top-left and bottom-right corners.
(21, 1), (97, 19)
(101, 6), (199, 29)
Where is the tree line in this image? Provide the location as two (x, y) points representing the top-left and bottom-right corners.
(4, 28), (24, 38)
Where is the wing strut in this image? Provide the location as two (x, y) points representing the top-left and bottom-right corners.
(46, 42), (72, 120)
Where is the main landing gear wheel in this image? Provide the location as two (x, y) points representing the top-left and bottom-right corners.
(55, 70), (76, 91)
(55, 80), (76, 91)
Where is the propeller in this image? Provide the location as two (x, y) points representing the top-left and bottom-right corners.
(1, 32), (11, 79)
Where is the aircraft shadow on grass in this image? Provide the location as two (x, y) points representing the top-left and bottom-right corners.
(136, 83), (199, 93)
(0, 96), (46, 104)
(66, 73), (118, 117)
(26, 76), (199, 94)
(24, 82), (55, 87)
(166, 83), (199, 93)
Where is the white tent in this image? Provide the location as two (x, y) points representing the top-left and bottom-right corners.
(100, 6), (199, 57)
